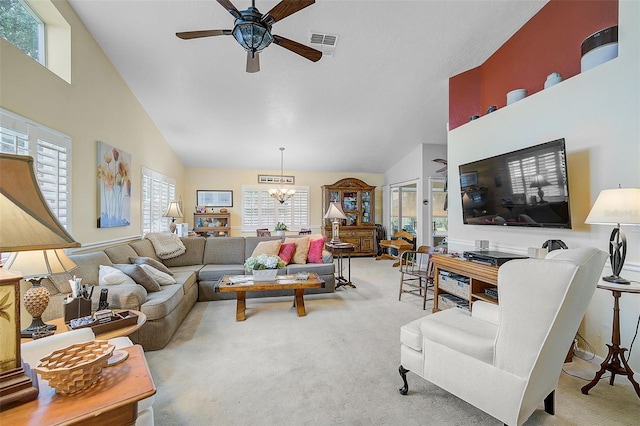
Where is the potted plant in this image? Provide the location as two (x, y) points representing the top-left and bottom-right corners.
(274, 222), (288, 236)
(244, 254), (285, 282)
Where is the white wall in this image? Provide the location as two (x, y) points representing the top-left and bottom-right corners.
(384, 143), (447, 246)
(447, 1), (640, 371)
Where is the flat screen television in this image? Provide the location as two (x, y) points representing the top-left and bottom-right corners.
(459, 138), (571, 228)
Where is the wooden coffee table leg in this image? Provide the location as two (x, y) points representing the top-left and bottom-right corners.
(236, 291), (246, 321)
(294, 289), (306, 316)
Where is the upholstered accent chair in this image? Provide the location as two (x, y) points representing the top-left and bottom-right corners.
(398, 247), (607, 426)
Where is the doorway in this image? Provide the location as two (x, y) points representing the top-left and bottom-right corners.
(390, 182), (418, 240)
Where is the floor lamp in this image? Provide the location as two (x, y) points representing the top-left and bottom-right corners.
(0, 153), (80, 409)
(585, 187), (640, 284)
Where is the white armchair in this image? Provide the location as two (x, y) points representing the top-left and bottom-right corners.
(398, 247), (607, 426)
(21, 329), (155, 426)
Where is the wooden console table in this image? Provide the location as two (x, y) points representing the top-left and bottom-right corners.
(430, 254), (498, 313)
(2, 344), (155, 425)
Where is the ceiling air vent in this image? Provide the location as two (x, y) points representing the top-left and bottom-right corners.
(310, 32), (338, 57)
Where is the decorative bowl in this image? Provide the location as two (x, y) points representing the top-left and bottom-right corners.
(35, 340), (115, 394)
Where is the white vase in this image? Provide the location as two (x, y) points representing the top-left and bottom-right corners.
(252, 269), (278, 282)
(275, 230), (285, 237)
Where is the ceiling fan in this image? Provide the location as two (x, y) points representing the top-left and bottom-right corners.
(176, 0), (322, 73)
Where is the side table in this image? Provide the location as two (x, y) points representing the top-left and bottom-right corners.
(325, 242), (356, 289)
(581, 281), (640, 398)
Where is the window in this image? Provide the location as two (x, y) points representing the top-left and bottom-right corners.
(141, 167), (176, 234)
(1, 108), (72, 229)
(242, 186), (309, 231)
(0, 0), (45, 64)
(507, 150), (567, 201)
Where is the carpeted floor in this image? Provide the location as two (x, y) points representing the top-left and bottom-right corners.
(146, 257), (640, 425)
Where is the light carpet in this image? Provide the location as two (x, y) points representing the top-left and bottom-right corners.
(146, 257), (640, 425)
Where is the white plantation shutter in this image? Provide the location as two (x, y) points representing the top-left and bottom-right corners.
(141, 167), (176, 234)
(242, 185), (309, 231)
(1, 109), (72, 229)
(507, 149), (567, 200)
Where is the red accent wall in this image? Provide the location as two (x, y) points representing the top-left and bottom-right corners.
(449, 0), (618, 131)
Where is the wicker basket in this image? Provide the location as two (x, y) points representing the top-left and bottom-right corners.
(35, 340), (115, 394)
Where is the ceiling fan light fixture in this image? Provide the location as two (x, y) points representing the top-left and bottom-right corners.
(232, 6), (273, 53)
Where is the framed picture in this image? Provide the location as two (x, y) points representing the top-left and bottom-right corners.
(197, 190), (233, 207)
(97, 141), (131, 228)
(258, 174), (295, 185)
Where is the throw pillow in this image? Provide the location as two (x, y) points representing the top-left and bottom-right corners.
(307, 237), (327, 263)
(112, 264), (161, 292)
(99, 265), (137, 286)
(251, 240), (282, 258)
(139, 263), (177, 285)
(48, 273), (74, 293)
(129, 256), (174, 276)
(285, 236), (311, 264)
(278, 242), (296, 265)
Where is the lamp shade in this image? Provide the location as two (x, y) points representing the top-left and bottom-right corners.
(163, 201), (184, 219)
(0, 154), (80, 252)
(585, 188), (640, 225)
(324, 202), (347, 220)
(529, 175), (550, 187)
(4, 249), (77, 279)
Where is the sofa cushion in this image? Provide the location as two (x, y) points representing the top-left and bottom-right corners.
(99, 265), (137, 286)
(278, 242), (296, 265)
(168, 267), (199, 295)
(401, 317), (425, 352)
(130, 256), (174, 275)
(68, 252), (114, 285)
(113, 264), (162, 292)
(251, 240), (281, 257)
(307, 237), (326, 263)
(49, 273), (73, 294)
(91, 284), (147, 310)
(285, 262), (335, 276)
(204, 237), (246, 264)
(139, 264), (176, 285)
(198, 264), (246, 282)
(285, 236), (311, 264)
(129, 239), (161, 261)
(105, 244), (139, 264)
(140, 284), (183, 321)
(162, 237), (205, 267)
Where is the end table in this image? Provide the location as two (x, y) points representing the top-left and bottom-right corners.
(581, 281), (640, 398)
(325, 242), (356, 289)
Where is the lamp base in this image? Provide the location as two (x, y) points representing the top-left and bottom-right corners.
(331, 220), (341, 243)
(21, 318), (57, 338)
(602, 275), (631, 285)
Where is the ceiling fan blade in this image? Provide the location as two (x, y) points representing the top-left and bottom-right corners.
(246, 52), (260, 73)
(217, 0), (242, 19)
(176, 29), (232, 40)
(263, 0), (315, 24)
(272, 35), (322, 62)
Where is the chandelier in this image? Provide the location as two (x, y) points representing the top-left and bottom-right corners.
(268, 147), (295, 204)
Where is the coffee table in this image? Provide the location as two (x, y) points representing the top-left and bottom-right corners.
(217, 273), (325, 321)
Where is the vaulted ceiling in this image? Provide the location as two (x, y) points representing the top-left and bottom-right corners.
(68, 0), (547, 173)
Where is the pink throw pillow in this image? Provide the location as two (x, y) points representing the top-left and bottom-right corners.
(307, 237), (326, 264)
(278, 242), (296, 265)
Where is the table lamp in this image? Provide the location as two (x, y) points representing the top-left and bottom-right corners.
(529, 174), (551, 203)
(0, 153), (80, 408)
(163, 201), (184, 233)
(324, 202), (347, 243)
(585, 187), (640, 284)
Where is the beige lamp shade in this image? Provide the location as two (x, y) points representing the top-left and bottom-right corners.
(163, 201), (184, 219)
(324, 202), (347, 220)
(4, 249), (77, 279)
(585, 188), (640, 225)
(0, 154), (80, 252)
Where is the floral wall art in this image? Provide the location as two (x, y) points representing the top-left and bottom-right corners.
(97, 141), (131, 228)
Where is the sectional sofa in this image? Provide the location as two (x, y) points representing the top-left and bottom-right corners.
(41, 235), (336, 351)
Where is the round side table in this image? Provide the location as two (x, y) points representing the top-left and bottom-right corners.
(581, 281), (640, 398)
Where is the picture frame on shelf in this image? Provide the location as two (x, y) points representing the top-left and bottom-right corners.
(196, 190), (233, 207)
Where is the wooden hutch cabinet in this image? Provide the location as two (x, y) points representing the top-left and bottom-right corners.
(322, 178), (377, 256)
(194, 212), (230, 237)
